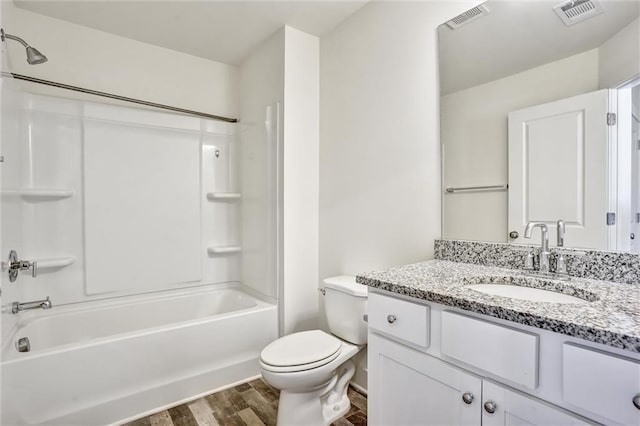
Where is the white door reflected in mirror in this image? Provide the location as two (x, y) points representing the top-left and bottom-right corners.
(507, 89), (610, 250)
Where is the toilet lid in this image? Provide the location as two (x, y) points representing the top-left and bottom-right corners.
(260, 330), (342, 368)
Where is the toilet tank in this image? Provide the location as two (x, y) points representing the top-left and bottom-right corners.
(323, 276), (368, 345)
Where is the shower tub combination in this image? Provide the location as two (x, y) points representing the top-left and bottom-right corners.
(1, 284), (277, 425)
(0, 90), (281, 425)
(1, 83), (281, 425)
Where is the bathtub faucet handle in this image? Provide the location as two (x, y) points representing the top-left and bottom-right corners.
(21, 260), (37, 278)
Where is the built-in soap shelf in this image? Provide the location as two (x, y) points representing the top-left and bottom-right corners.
(206, 192), (241, 201)
(35, 256), (76, 270)
(207, 246), (242, 255)
(1, 188), (75, 201)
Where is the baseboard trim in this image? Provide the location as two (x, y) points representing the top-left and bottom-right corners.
(349, 381), (368, 396)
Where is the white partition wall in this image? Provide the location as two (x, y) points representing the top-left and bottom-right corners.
(239, 28), (284, 302)
(282, 27), (320, 334)
(239, 26), (321, 334)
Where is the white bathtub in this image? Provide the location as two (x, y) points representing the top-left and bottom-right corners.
(1, 284), (278, 425)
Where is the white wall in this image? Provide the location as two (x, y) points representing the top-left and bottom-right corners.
(599, 17), (640, 89)
(441, 49), (600, 242)
(2, 4), (238, 118)
(320, 0), (480, 392)
(282, 27), (320, 334)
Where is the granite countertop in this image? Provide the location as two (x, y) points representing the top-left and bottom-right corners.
(356, 260), (640, 352)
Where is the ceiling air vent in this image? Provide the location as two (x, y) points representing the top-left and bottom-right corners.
(446, 4), (490, 30)
(553, 0), (605, 26)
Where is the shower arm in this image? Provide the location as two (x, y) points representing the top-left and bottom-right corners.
(0, 29), (30, 48)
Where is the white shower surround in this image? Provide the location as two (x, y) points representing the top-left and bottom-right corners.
(1, 284), (277, 425)
(2, 92), (248, 304)
(1, 89), (280, 424)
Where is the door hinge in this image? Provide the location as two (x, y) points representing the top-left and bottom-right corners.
(606, 113), (617, 126)
(636, 212), (640, 223)
(606, 212), (616, 225)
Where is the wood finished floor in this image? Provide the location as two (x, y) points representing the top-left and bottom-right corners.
(122, 379), (367, 426)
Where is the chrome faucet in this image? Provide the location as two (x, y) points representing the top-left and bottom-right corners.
(524, 222), (550, 273)
(11, 297), (52, 314)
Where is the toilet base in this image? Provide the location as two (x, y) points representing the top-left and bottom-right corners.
(276, 361), (356, 426)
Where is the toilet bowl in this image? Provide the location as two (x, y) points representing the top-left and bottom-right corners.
(259, 276), (368, 426)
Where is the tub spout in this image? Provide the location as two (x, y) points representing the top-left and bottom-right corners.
(12, 296), (52, 314)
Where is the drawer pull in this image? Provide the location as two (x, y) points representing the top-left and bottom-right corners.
(633, 394), (640, 410)
(386, 314), (397, 324)
(484, 401), (497, 414)
(461, 392), (474, 405)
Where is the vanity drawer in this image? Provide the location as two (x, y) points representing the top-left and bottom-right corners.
(441, 311), (539, 389)
(368, 292), (430, 348)
(563, 343), (640, 425)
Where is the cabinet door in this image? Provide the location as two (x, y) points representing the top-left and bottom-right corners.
(368, 333), (481, 426)
(482, 381), (591, 426)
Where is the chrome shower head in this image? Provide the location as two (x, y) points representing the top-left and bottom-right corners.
(1, 28), (48, 65)
(26, 46), (47, 65)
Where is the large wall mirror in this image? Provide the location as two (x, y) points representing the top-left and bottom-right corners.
(439, 0), (640, 252)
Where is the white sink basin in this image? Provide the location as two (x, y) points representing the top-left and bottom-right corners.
(466, 283), (588, 304)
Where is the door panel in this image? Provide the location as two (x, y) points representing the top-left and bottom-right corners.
(508, 90), (610, 249)
(368, 333), (482, 426)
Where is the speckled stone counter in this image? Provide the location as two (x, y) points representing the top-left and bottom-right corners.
(357, 260), (640, 352)
(434, 239), (640, 285)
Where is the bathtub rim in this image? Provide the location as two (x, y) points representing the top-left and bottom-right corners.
(2, 282), (276, 362)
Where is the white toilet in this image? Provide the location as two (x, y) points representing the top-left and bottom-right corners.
(259, 275), (368, 426)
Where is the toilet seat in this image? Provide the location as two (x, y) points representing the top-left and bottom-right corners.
(260, 330), (342, 373)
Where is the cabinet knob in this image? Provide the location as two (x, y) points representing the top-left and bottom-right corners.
(633, 394), (640, 410)
(483, 401), (497, 414)
(386, 315), (397, 324)
(461, 392), (474, 405)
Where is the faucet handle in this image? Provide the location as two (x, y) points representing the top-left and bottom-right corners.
(20, 260), (37, 278)
(6, 250), (38, 282)
(524, 250), (535, 270)
(557, 220), (565, 247)
(556, 253), (568, 275)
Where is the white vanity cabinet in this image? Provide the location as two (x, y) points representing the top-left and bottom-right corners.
(367, 291), (639, 426)
(369, 333), (589, 426)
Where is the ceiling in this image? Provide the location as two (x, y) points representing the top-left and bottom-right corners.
(14, 0), (369, 65)
(439, 0), (640, 95)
